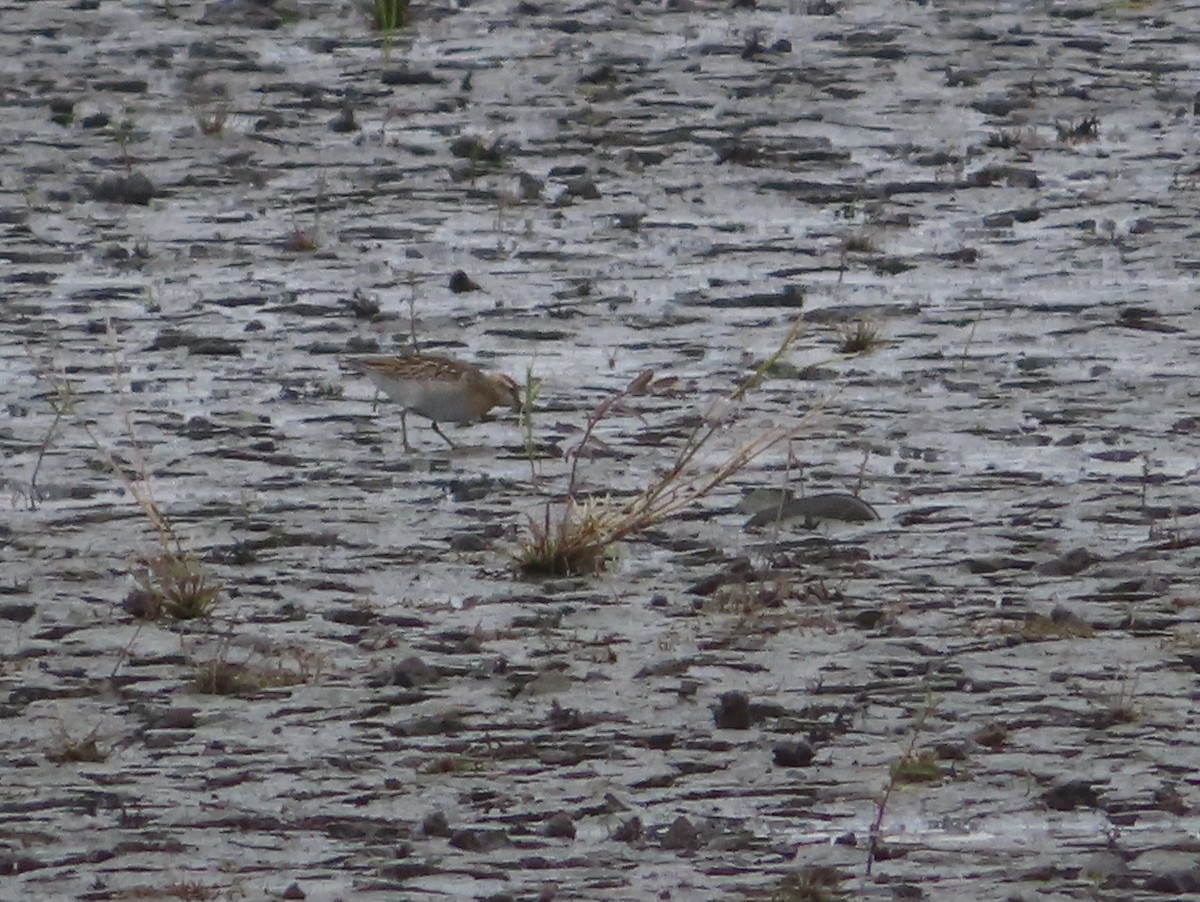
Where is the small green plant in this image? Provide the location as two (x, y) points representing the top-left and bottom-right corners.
(109, 108), (141, 171)
(835, 318), (884, 355)
(520, 362), (544, 482)
(890, 749), (942, 783)
(373, 0), (409, 62)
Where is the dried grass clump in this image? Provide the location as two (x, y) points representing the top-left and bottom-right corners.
(835, 318), (884, 355)
(27, 323), (224, 643)
(192, 658), (306, 696)
(769, 866), (845, 902)
(134, 551), (222, 621)
(516, 320), (811, 576)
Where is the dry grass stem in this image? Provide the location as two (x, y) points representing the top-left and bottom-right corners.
(518, 320), (812, 576)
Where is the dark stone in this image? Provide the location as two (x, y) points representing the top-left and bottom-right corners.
(660, 815), (700, 850)
(49, 97), (74, 126)
(449, 828), (509, 851)
(772, 740), (815, 767)
(142, 708), (198, 730)
(449, 270), (481, 293)
(381, 68), (444, 86)
(199, 0), (284, 28)
(1145, 869), (1200, 893)
(186, 337), (242, 357)
(1042, 779), (1103, 811)
(93, 78), (149, 93)
(564, 178), (600, 199)
(449, 532), (489, 552)
(543, 812), (576, 839)
(91, 172), (157, 205)
(612, 816), (641, 842)
(421, 811), (451, 837)
(345, 290), (380, 318)
(122, 589), (160, 619)
(1038, 548), (1095, 576)
(518, 171), (543, 199)
(323, 606), (378, 626)
(388, 656), (440, 688)
(713, 691), (753, 729)
(0, 604), (35, 624)
(330, 105), (358, 132)
(579, 64), (617, 85)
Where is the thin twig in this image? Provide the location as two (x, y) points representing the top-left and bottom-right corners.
(867, 693), (937, 874)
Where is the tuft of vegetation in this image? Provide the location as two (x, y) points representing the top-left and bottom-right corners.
(283, 227), (320, 253)
(27, 324), (225, 664)
(1056, 115), (1100, 143)
(46, 723), (109, 765)
(450, 134), (510, 171)
(890, 749), (942, 784)
(516, 496), (620, 577)
(192, 657), (306, 696)
(986, 128), (1025, 149)
(375, 0), (407, 67)
(515, 323), (809, 577)
(835, 318), (884, 355)
(116, 882), (218, 901)
(868, 692), (938, 874)
(133, 551), (222, 621)
(283, 172), (326, 253)
(108, 108), (145, 171)
(975, 721), (1009, 750)
(421, 755), (480, 774)
(192, 100), (229, 136)
(841, 233), (877, 254)
(372, 0), (409, 30)
(520, 361), (545, 481)
(1017, 608), (1094, 641)
(769, 867), (846, 902)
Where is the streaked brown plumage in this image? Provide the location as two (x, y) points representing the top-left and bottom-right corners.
(343, 353), (522, 450)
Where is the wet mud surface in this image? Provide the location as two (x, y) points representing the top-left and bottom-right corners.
(3, 0), (1200, 899)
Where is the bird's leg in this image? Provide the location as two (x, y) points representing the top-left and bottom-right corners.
(430, 421), (456, 449)
(400, 411), (413, 452)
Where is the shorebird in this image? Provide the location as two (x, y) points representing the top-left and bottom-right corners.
(343, 353), (522, 450)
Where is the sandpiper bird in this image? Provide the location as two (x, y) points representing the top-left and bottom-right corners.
(344, 353), (522, 451)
